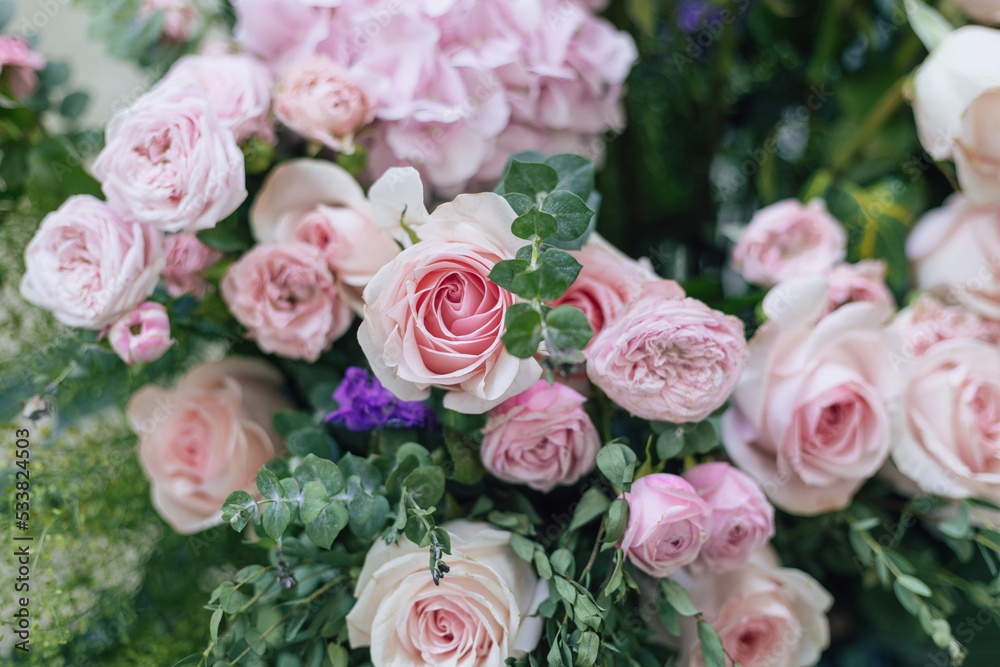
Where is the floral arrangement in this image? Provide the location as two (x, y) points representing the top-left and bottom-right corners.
(9, 0), (1000, 665)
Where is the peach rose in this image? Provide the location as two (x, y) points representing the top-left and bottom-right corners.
(620, 473), (713, 578)
(221, 242), (353, 362)
(128, 357), (291, 533)
(586, 280), (746, 423)
(822, 260), (895, 316)
(359, 191), (542, 414)
(163, 232), (223, 298)
(480, 380), (600, 492)
(250, 159), (399, 311)
(731, 199), (846, 288)
(20, 195), (165, 329)
(677, 548), (832, 667)
(346, 520), (547, 667)
(723, 276), (897, 515)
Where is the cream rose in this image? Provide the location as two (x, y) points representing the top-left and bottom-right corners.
(128, 357), (291, 533)
(346, 520), (547, 667)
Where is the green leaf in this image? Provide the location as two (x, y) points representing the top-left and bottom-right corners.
(305, 503), (349, 549)
(510, 532), (537, 562)
(222, 490), (258, 531)
(294, 454), (345, 496)
(544, 154), (595, 200)
(656, 427), (685, 460)
(657, 597), (680, 636)
(503, 308), (543, 358)
(538, 247), (582, 287)
(328, 644), (349, 667)
(262, 498), (292, 539)
(245, 627), (267, 656)
(511, 208), (558, 241)
(697, 621), (726, 667)
(550, 549), (575, 577)
(299, 481), (330, 524)
(603, 550), (624, 598)
(893, 578), (920, 614)
(512, 262), (569, 301)
(575, 630), (600, 667)
(490, 259), (531, 291)
(545, 306), (593, 351)
(404, 466), (446, 507)
(604, 498), (629, 544)
(938, 502), (973, 540)
(686, 421), (718, 453)
(504, 160), (559, 198)
(59, 91), (90, 119)
(574, 594), (603, 629)
(540, 190), (595, 242)
(443, 427), (486, 484)
(850, 517), (881, 532)
(273, 411), (316, 437)
(220, 583), (245, 615)
(533, 550), (553, 580)
(286, 428), (334, 458)
(256, 467), (283, 500)
(504, 192), (535, 216)
(210, 607), (224, 642)
(197, 211), (253, 253)
(569, 488), (611, 532)
(896, 574), (933, 597)
(596, 442), (637, 491)
(659, 578), (699, 616)
(554, 576), (578, 604)
(352, 495), (390, 540)
(906, 0), (953, 52)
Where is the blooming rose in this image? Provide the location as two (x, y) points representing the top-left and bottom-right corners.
(620, 473), (713, 578)
(677, 548), (832, 667)
(480, 380), (600, 492)
(20, 195), (165, 329)
(154, 53), (274, 143)
(548, 233), (658, 343)
(821, 259), (895, 316)
(128, 357), (291, 533)
(233, 0), (332, 71)
(723, 276), (897, 515)
(106, 302), (174, 364)
(250, 159), (399, 311)
(731, 199), (847, 287)
(906, 195), (1000, 319)
(683, 462), (775, 573)
(892, 339), (1000, 505)
(163, 233), (223, 298)
(586, 280), (746, 423)
(954, 0), (1000, 23)
(359, 190), (542, 413)
(92, 85), (246, 233)
(221, 243), (353, 362)
(892, 294), (1000, 359)
(275, 54), (374, 152)
(346, 520), (547, 667)
(0, 36), (45, 99)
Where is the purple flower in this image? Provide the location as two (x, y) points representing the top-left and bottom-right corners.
(326, 367), (434, 430)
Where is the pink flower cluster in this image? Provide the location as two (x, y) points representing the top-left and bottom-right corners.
(233, 0), (637, 194)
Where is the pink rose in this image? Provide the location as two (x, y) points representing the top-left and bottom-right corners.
(821, 259), (895, 316)
(20, 195), (165, 329)
(129, 357), (291, 533)
(359, 189), (542, 414)
(683, 462), (775, 573)
(346, 520), (546, 666)
(0, 36), (45, 99)
(480, 380), (600, 492)
(677, 548), (832, 667)
(139, 0), (204, 43)
(548, 233), (657, 343)
(723, 276), (897, 515)
(893, 339), (1000, 505)
(106, 302), (174, 364)
(155, 53), (274, 143)
(93, 85), (247, 234)
(275, 53), (374, 152)
(731, 199), (847, 288)
(163, 233), (223, 298)
(620, 473), (713, 578)
(907, 194), (1000, 319)
(892, 294), (1000, 359)
(233, 0), (331, 71)
(221, 242), (353, 362)
(586, 280), (746, 423)
(250, 159), (399, 311)
(954, 0), (1000, 23)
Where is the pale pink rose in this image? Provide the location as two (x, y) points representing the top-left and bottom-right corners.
(548, 233), (658, 343)
(620, 473), (713, 578)
(275, 54), (374, 152)
(722, 276), (897, 515)
(480, 380), (600, 492)
(677, 548), (832, 667)
(907, 194), (1000, 319)
(139, 0), (204, 43)
(233, 0), (332, 71)
(221, 242), (353, 362)
(892, 294), (1000, 359)
(106, 302), (174, 364)
(893, 339), (1000, 505)
(163, 233), (223, 298)
(731, 199), (847, 288)
(954, 0), (1000, 23)
(20, 195), (165, 329)
(954, 89), (1000, 206)
(128, 357), (292, 533)
(586, 281), (746, 423)
(346, 520), (546, 666)
(92, 85), (247, 234)
(359, 191), (542, 414)
(250, 159), (398, 312)
(0, 36), (45, 99)
(155, 53), (274, 143)
(683, 462), (775, 573)
(821, 260), (895, 316)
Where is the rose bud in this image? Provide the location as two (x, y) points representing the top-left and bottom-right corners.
(106, 302), (174, 364)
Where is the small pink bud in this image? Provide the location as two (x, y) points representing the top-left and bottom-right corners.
(108, 302), (174, 364)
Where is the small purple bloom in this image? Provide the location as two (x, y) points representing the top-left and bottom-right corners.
(326, 367), (434, 430)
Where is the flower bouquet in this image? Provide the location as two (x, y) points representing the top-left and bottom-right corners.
(6, 0), (1000, 665)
